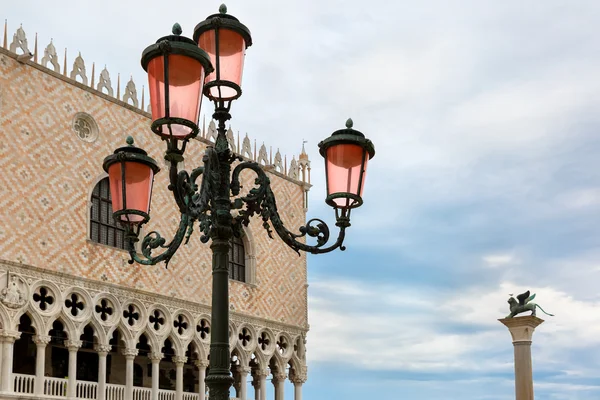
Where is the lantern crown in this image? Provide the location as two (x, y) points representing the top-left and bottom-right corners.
(318, 119), (375, 160)
(141, 24), (213, 74)
(192, 5), (253, 47)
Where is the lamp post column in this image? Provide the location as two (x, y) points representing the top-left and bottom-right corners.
(499, 316), (544, 400)
(33, 335), (51, 395)
(205, 123), (234, 400)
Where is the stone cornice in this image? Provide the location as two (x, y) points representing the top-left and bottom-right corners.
(0, 259), (308, 334)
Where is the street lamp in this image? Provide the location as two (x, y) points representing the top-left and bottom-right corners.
(102, 5), (375, 400)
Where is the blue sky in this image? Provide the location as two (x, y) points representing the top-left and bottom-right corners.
(5, 1), (600, 399)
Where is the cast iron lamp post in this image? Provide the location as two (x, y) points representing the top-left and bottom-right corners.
(102, 5), (375, 400)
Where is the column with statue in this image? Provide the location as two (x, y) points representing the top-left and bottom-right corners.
(499, 290), (554, 400)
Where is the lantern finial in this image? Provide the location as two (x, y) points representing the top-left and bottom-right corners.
(172, 23), (182, 36)
(345, 118), (353, 129)
(126, 136), (134, 146)
(219, 4), (227, 14)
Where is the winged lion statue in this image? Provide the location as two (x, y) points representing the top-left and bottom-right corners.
(506, 290), (554, 318)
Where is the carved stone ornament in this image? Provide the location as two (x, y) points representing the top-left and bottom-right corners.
(41, 40), (60, 72)
(123, 78), (139, 107)
(274, 150), (283, 172)
(226, 127), (236, 152)
(9, 26), (29, 54)
(257, 144), (269, 166)
(69, 53), (88, 85)
(288, 157), (298, 179)
(97, 67), (114, 96)
(72, 112), (99, 142)
(207, 120), (218, 142)
(0, 274), (26, 308)
(241, 134), (252, 159)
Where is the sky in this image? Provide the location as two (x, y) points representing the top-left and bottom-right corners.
(4, 1), (600, 399)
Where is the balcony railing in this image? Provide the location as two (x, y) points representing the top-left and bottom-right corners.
(12, 374), (238, 400)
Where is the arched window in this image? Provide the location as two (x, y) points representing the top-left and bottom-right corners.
(229, 235), (246, 282)
(90, 177), (126, 250)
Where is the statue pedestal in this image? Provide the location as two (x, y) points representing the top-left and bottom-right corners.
(499, 316), (544, 400)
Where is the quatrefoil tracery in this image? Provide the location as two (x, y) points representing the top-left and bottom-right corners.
(123, 304), (140, 326)
(33, 287), (54, 311)
(65, 293), (84, 316)
(149, 309), (165, 331)
(174, 314), (188, 335)
(196, 319), (210, 339)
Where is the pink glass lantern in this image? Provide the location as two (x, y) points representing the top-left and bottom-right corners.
(142, 23), (214, 141)
(193, 4), (252, 102)
(102, 136), (161, 227)
(319, 119), (375, 210)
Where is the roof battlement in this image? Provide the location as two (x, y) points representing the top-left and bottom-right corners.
(2, 21), (312, 190)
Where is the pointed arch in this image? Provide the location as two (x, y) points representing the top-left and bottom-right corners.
(46, 313), (77, 340)
(231, 343), (249, 368)
(107, 322), (135, 349)
(12, 306), (44, 334)
(135, 330), (160, 354)
(77, 318), (107, 346)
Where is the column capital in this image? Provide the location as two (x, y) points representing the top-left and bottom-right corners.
(289, 374), (307, 384)
(94, 344), (112, 354)
(121, 348), (138, 359)
(235, 365), (251, 375)
(194, 359), (209, 368)
(173, 356), (187, 365)
(252, 369), (269, 379)
(1, 330), (21, 342)
(33, 335), (51, 346)
(148, 352), (163, 362)
(499, 316), (544, 343)
(272, 372), (287, 383)
(65, 340), (82, 350)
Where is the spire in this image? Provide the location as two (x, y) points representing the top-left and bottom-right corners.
(62, 48), (67, 76)
(141, 85), (145, 110)
(91, 62), (95, 88)
(33, 32), (38, 62)
(117, 73), (121, 100)
(3, 20), (7, 49)
(299, 139), (309, 160)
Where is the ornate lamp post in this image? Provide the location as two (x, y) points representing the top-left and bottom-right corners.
(102, 5), (375, 400)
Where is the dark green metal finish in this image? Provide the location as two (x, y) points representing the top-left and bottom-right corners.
(141, 24), (214, 73)
(318, 118), (376, 159)
(107, 9), (373, 400)
(115, 113), (354, 400)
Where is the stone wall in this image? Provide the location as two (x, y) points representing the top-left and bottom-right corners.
(0, 48), (309, 329)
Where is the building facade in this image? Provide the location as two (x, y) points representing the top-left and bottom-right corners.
(0, 23), (312, 400)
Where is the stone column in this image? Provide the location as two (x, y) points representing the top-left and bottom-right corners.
(0, 334), (4, 392)
(235, 366), (250, 400)
(33, 335), (51, 395)
(499, 316), (544, 400)
(122, 348), (138, 400)
(95, 344), (111, 400)
(66, 340), (82, 400)
(258, 371), (267, 400)
(272, 372), (286, 400)
(290, 375), (307, 400)
(194, 360), (209, 400)
(1, 332), (20, 393)
(149, 353), (163, 400)
(174, 356), (187, 400)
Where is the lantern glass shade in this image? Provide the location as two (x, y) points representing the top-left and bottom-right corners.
(326, 144), (369, 209)
(107, 162), (155, 224)
(147, 54), (206, 138)
(198, 29), (246, 100)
